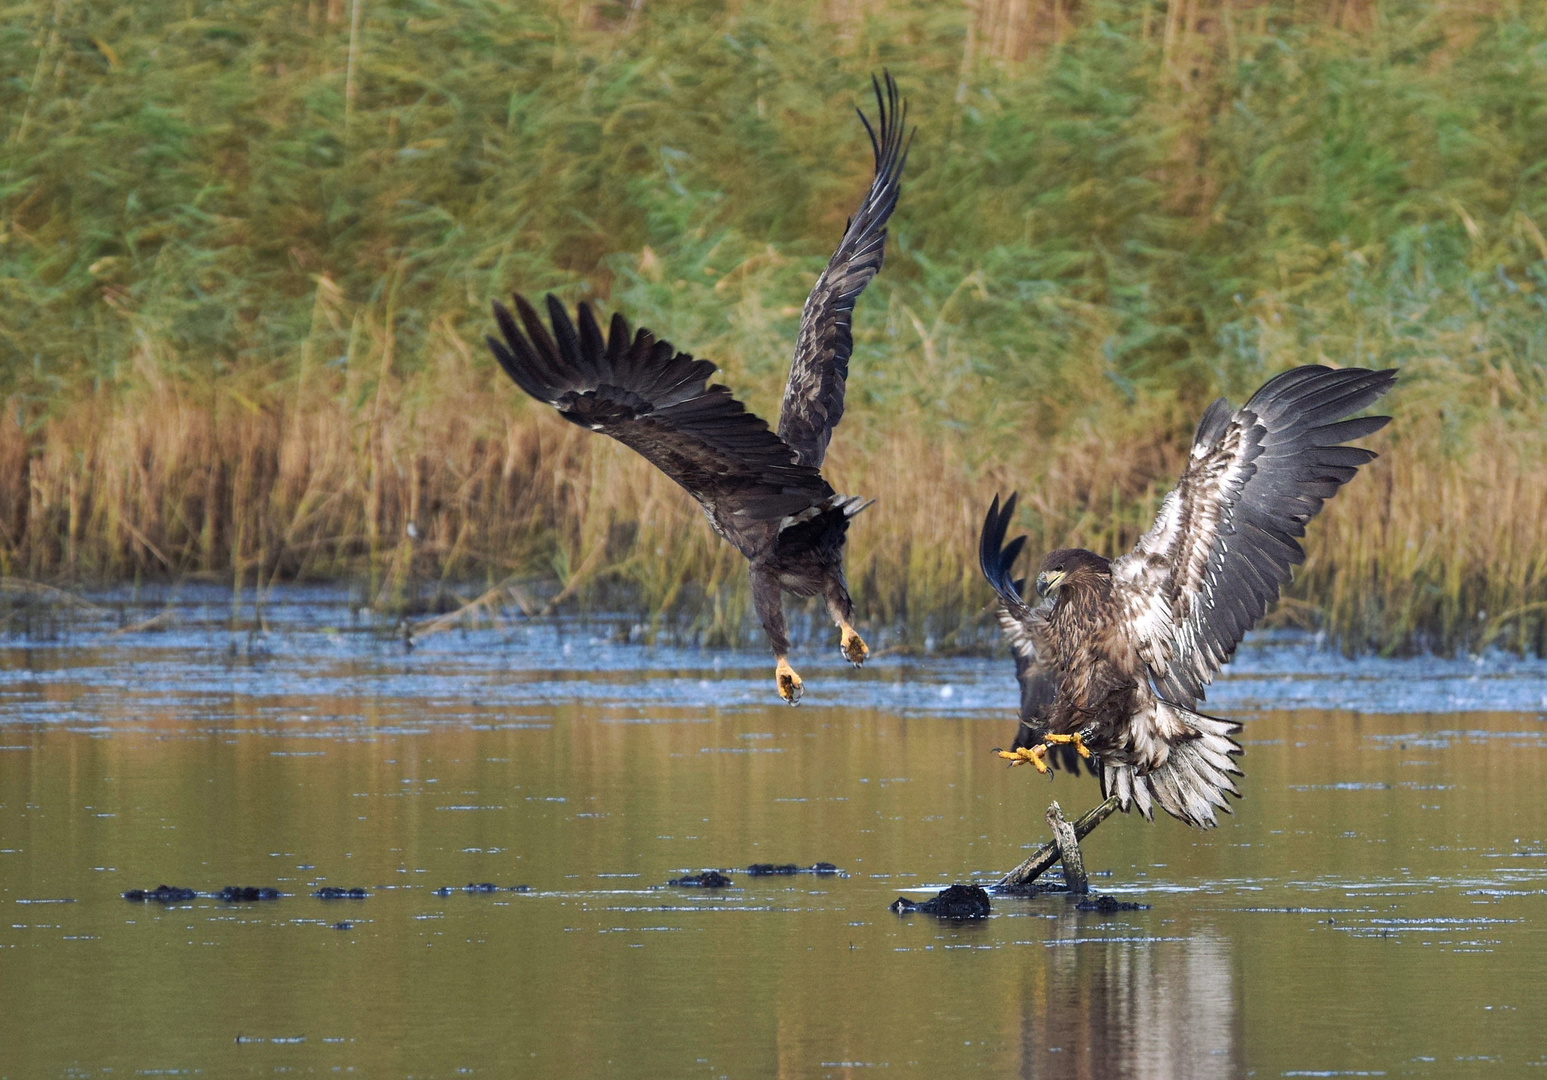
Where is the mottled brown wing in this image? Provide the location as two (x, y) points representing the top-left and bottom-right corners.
(1112, 366), (1397, 706)
(980, 494), (1092, 774)
(777, 72), (910, 469)
(488, 293), (832, 523)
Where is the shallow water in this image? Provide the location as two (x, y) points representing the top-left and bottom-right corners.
(3, 588), (1546, 1078)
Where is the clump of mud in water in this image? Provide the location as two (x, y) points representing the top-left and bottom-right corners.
(123, 885), (197, 903)
(667, 871), (732, 888)
(890, 884), (991, 918)
(1076, 894), (1149, 912)
(746, 862), (843, 876)
(432, 883), (530, 896)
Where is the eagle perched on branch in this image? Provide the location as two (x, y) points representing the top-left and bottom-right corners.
(487, 75), (910, 704)
(981, 365), (1396, 827)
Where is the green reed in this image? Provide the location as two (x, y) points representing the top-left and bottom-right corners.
(2, 0), (1546, 654)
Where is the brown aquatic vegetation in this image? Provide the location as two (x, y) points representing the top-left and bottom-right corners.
(2, 0), (1546, 654)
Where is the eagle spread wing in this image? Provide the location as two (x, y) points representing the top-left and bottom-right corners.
(1112, 366), (1397, 706)
(777, 72), (910, 470)
(980, 493), (1093, 775)
(488, 293), (833, 524)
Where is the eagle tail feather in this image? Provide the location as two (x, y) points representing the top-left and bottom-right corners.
(1105, 704), (1243, 828)
(776, 493), (873, 534)
(835, 494), (876, 518)
(1103, 762), (1153, 820)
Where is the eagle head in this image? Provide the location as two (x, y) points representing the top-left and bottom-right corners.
(1035, 548), (1111, 599)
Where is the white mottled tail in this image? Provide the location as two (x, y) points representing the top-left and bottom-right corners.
(1103, 702), (1243, 828)
(831, 493), (875, 518)
(777, 493), (874, 534)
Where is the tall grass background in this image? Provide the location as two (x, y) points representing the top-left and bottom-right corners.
(2, 0), (1546, 654)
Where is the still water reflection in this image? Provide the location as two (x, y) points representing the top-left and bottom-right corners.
(2, 589), (1545, 1078)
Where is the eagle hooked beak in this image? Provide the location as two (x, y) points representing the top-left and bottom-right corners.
(1035, 570), (1065, 598)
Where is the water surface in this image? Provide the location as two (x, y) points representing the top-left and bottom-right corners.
(2, 588), (1546, 1077)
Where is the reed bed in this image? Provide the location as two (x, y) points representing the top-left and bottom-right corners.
(2, 0), (1546, 654)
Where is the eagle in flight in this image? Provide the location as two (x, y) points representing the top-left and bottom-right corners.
(487, 75), (909, 704)
(980, 365), (1396, 827)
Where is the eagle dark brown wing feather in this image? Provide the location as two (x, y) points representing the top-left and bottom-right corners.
(488, 293), (833, 523)
(980, 494), (1095, 775)
(1113, 365), (1397, 707)
(777, 72), (910, 470)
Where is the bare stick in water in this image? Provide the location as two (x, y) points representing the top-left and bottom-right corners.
(1046, 801), (1088, 893)
(996, 794), (1120, 888)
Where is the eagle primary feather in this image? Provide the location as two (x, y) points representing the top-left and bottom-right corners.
(778, 73), (910, 470)
(1112, 366), (1398, 706)
(487, 295), (833, 537)
(983, 365), (1396, 826)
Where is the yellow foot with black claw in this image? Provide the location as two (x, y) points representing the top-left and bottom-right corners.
(839, 625), (869, 667)
(1043, 732), (1093, 759)
(776, 658), (804, 706)
(992, 745), (1051, 774)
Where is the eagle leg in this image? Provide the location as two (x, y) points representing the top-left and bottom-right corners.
(775, 656), (804, 706)
(1043, 732), (1093, 759)
(838, 622), (869, 667)
(824, 587), (868, 668)
(994, 731), (1093, 772)
(752, 565), (804, 704)
(993, 743), (1052, 773)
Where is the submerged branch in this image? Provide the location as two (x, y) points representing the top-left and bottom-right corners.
(0, 579), (106, 612)
(411, 580), (539, 641)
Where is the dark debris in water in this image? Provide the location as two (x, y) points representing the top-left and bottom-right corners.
(993, 869), (1123, 897)
(123, 885), (197, 903)
(746, 862), (843, 876)
(331, 921), (353, 930)
(992, 881), (1061, 897)
(432, 883), (531, 896)
(218, 886), (283, 902)
(1075, 895), (1150, 913)
(313, 887), (369, 899)
(668, 871), (733, 889)
(890, 884), (991, 918)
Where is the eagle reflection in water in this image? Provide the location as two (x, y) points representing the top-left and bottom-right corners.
(1017, 919), (1238, 1079)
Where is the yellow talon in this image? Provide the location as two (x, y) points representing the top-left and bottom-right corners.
(1043, 732), (1093, 759)
(993, 745), (1051, 774)
(775, 657), (804, 705)
(839, 624), (869, 667)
